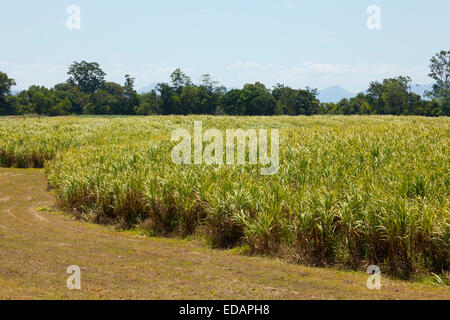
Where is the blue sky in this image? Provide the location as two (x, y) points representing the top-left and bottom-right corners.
(0, 0), (449, 92)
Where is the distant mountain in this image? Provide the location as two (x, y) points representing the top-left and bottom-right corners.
(129, 82), (436, 101)
(318, 85), (355, 103)
(138, 83), (159, 93)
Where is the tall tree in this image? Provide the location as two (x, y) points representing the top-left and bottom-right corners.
(156, 83), (176, 115)
(170, 68), (191, 93)
(367, 81), (384, 114)
(427, 50), (450, 108)
(67, 61), (106, 93)
(0, 71), (16, 98)
(124, 74), (139, 114)
(0, 71), (16, 114)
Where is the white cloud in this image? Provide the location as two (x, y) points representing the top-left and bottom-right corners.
(226, 61), (429, 92)
(227, 62), (280, 72)
(1, 59), (430, 93)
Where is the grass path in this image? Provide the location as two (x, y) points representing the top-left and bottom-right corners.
(0, 168), (448, 300)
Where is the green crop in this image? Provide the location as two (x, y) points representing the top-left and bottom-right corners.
(1, 115), (448, 278)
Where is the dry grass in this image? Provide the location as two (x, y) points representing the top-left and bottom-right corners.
(0, 168), (449, 300)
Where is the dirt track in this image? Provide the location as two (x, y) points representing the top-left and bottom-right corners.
(0, 168), (448, 299)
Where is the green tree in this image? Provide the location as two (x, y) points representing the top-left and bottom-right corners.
(272, 84), (298, 115)
(52, 83), (85, 114)
(295, 87), (319, 115)
(180, 85), (199, 114)
(27, 85), (53, 115)
(196, 75), (225, 114)
(346, 93), (368, 114)
(221, 89), (242, 115)
(239, 82), (275, 115)
(367, 81), (384, 114)
(67, 61), (106, 93)
(124, 74), (139, 114)
(89, 82), (126, 115)
(0, 71), (15, 98)
(136, 90), (161, 115)
(427, 50), (450, 115)
(366, 77), (411, 115)
(0, 71), (16, 115)
(48, 98), (72, 116)
(381, 77), (410, 115)
(170, 68), (191, 93)
(157, 83), (177, 115)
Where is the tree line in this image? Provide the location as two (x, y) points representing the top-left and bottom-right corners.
(0, 51), (448, 117)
